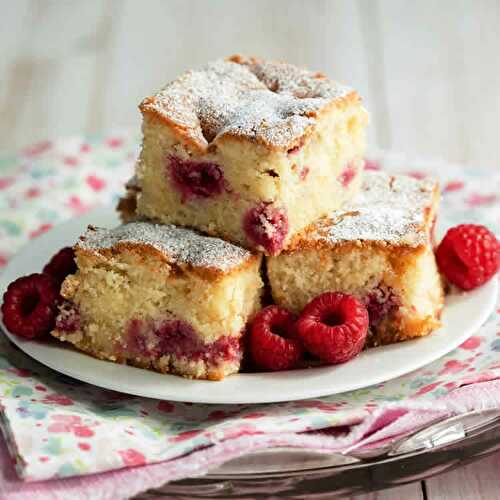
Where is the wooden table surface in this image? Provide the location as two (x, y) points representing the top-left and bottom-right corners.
(1, 1), (499, 498)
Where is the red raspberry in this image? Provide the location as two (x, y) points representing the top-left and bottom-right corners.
(243, 203), (289, 256)
(436, 224), (499, 290)
(249, 306), (303, 371)
(1, 273), (59, 339)
(43, 246), (77, 285)
(168, 156), (226, 201)
(296, 292), (368, 364)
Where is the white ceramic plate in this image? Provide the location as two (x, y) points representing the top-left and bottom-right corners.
(0, 208), (497, 404)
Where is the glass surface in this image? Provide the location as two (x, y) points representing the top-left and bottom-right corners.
(136, 411), (500, 498)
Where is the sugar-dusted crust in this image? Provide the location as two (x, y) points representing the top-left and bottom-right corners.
(77, 222), (259, 280)
(288, 171), (440, 252)
(139, 55), (361, 153)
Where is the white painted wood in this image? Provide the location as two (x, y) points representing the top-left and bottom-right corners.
(425, 452), (500, 500)
(0, 0), (32, 147)
(376, 0), (500, 169)
(1, 0), (499, 171)
(376, 0), (467, 163)
(0, 0), (105, 145)
(453, 0), (500, 168)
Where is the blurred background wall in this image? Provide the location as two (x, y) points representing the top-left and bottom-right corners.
(1, 0), (499, 169)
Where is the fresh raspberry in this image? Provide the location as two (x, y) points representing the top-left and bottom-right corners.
(436, 224), (499, 290)
(296, 292), (368, 364)
(43, 246), (77, 285)
(249, 305), (303, 371)
(243, 203), (289, 255)
(1, 273), (59, 339)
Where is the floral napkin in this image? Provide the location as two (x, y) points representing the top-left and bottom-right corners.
(0, 133), (499, 484)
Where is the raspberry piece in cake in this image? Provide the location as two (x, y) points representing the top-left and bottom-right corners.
(132, 55), (368, 255)
(55, 301), (81, 333)
(243, 202), (289, 255)
(338, 161), (357, 187)
(364, 286), (401, 326)
(296, 292), (368, 364)
(51, 222), (263, 380)
(168, 157), (226, 201)
(267, 172), (444, 346)
(436, 224), (499, 290)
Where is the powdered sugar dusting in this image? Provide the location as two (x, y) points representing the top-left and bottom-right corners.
(141, 56), (353, 150)
(78, 222), (252, 272)
(312, 172), (437, 246)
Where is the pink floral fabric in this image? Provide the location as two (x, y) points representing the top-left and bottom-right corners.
(0, 135), (499, 489)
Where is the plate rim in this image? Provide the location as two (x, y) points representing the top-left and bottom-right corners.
(0, 208), (497, 404)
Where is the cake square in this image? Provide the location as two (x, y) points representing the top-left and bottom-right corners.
(52, 222), (263, 380)
(134, 55), (368, 255)
(267, 172), (444, 346)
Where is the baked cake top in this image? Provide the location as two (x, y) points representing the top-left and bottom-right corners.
(297, 172), (438, 249)
(140, 55), (358, 152)
(77, 222), (254, 273)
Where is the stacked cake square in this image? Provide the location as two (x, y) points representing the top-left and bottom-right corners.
(52, 56), (444, 379)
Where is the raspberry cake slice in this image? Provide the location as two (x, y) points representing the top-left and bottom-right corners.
(267, 172), (444, 346)
(52, 222), (263, 380)
(134, 55), (368, 255)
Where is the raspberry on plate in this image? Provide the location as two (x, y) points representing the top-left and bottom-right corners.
(296, 292), (368, 364)
(436, 224), (499, 290)
(249, 305), (303, 371)
(43, 246), (77, 285)
(1, 273), (59, 339)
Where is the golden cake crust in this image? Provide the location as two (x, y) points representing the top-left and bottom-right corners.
(139, 55), (361, 153)
(76, 222), (260, 280)
(286, 171), (440, 253)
